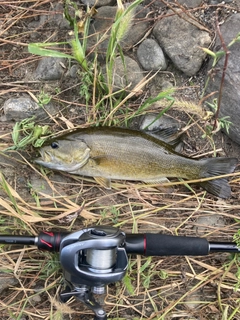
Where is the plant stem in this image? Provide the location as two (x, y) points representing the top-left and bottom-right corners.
(213, 15), (230, 131)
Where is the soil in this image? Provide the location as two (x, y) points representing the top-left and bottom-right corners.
(0, 1), (240, 320)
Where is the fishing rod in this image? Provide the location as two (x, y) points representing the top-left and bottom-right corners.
(0, 226), (239, 320)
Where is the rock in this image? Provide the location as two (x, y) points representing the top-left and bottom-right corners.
(194, 214), (225, 235)
(209, 0), (233, 3)
(137, 38), (167, 71)
(147, 73), (174, 97)
(66, 64), (79, 78)
(81, 0), (116, 7)
(184, 289), (203, 309)
(29, 174), (68, 205)
(153, 9), (211, 76)
(177, 0), (202, 7)
(29, 3), (70, 30)
(87, 6), (117, 58)
(50, 3), (74, 29)
(143, 0), (202, 8)
(87, 5), (150, 58)
(206, 13), (240, 145)
(103, 55), (143, 93)
(0, 273), (18, 294)
(120, 5), (151, 50)
(2, 97), (56, 121)
(35, 57), (66, 81)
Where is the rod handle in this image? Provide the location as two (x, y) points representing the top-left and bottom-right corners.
(126, 234), (209, 256)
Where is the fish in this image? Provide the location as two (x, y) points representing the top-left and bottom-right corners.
(34, 126), (238, 198)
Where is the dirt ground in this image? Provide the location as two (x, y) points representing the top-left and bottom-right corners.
(0, 1), (240, 320)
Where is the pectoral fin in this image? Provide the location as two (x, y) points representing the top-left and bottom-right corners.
(94, 176), (111, 189)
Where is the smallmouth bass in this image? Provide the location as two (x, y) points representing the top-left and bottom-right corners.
(35, 127), (238, 198)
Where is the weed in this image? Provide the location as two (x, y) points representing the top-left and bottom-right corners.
(37, 90), (52, 107)
(27, 0), (146, 126)
(6, 117), (51, 150)
(201, 98), (232, 140)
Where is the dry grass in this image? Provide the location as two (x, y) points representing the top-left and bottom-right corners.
(0, 1), (240, 320)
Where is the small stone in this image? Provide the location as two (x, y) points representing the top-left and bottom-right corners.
(177, 0), (202, 7)
(81, 0), (115, 7)
(137, 38), (167, 71)
(194, 214), (225, 234)
(209, 0), (232, 3)
(35, 57), (66, 81)
(0, 273), (18, 294)
(184, 290), (203, 309)
(2, 97), (56, 121)
(103, 55), (144, 94)
(29, 174), (68, 205)
(66, 64), (79, 78)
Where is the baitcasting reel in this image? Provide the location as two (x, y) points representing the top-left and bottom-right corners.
(58, 226), (128, 320)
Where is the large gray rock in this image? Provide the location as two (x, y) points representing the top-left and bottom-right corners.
(87, 5), (150, 58)
(120, 5), (150, 50)
(137, 38), (167, 71)
(153, 9), (211, 76)
(206, 14), (240, 145)
(87, 6), (117, 59)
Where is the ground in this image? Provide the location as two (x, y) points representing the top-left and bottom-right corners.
(0, 1), (240, 320)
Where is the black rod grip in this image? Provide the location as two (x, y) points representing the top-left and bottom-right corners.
(145, 234), (209, 256)
(125, 234), (209, 256)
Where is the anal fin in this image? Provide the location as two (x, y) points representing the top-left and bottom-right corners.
(94, 176), (111, 189)
(143, 177), (170, 184)
(143, 177), (173, 193)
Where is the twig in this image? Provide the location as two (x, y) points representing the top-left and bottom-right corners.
(213, 13), (230, 131)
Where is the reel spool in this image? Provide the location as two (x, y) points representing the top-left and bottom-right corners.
(59, 226), (128, 291)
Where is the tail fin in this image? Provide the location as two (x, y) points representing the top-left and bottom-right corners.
(199, 157), (238, 198)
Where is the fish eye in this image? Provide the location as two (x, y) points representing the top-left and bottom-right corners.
(51, 141), (59, 149)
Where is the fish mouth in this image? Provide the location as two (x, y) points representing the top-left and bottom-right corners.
(34, 151), (84, 172)
(34, 150), (53, 165)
